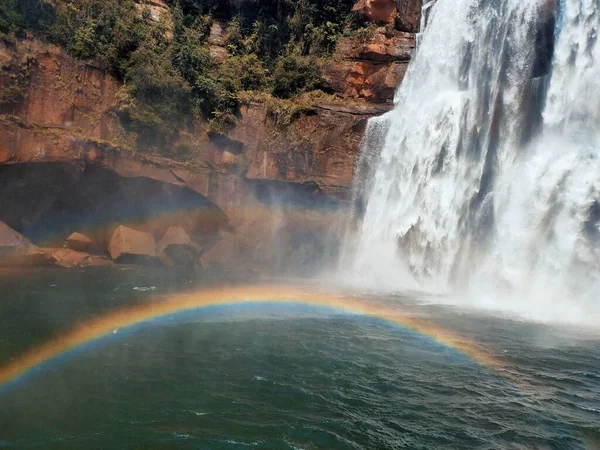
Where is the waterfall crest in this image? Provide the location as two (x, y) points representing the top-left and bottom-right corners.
(343, 0), (600, 324)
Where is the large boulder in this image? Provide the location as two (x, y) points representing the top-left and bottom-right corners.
(108, 225), (157, 264)
(157, 226), (202, 267)
(64, 232), (93, 253)
(0, 221), (53, 266)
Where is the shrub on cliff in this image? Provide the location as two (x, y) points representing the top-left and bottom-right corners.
(1, 0), (362, 151)
(0, 0), (55, 41)
(220, 54), (269, 92)
(176, 0), (354, 58)
(272, 55), (322, 99)
(172, 16), (212, 84)
(0, 1), (22, 37)
(116, 40), (192, 148)
(49, 0), (161, 78)
(171, 18), (240, 130)
(0, 54), (38, 110)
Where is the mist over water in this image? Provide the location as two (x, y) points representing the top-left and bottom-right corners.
(341, 0), (600, 325)
(1, 268), (599, 449)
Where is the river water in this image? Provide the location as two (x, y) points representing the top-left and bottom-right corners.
(0, 268), (598, 449)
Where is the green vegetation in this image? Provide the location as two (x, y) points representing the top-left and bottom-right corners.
(0, 54), (37, 108)
(0, 0), (359, 150)
(0, 0), (55, 40)
(272, 55), (322, 99)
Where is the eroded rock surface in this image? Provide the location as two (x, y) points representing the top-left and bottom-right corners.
(321, 29), (415, 103)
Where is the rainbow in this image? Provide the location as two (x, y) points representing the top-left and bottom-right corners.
(0, 285), (510, 391)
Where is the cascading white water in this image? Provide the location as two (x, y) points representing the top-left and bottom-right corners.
(470, 0), (600, 323)
(343, 0), (600, 324)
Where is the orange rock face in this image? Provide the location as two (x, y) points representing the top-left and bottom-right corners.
(108, 226), (157, 263)
(321, 29), (415, 103)
(0, 29), (415, 270)
(352, 0), (421, 32)
(353, 0), (398, 24)
(233, 103), (389, 198)
(157, 227), (200, 253)
(0, 33), (409, 209)
(0, 39), (120, 141)
(0, 39), (379, 208)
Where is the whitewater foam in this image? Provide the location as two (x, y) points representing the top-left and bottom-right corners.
(342, 0), (600, 326)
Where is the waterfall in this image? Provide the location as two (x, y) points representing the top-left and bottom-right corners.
(343, 0), (600, 323)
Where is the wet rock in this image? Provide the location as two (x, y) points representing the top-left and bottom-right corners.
(0, 36), (397, 235)
(64, 232), (93, 253)
(157, 226), (202, 267)
(395, 0), (422, 33)
(0, 221), (34, 256)
(228, 104), (373, 200)
(0, 161), (227, 249)
(0, 40), (119, 138)
(533, 0), (557, 77)
(108, 225), (157, 264)
(0, 38), (386, 209)
(0, 221), (53, 266)
(165, 245), (197, 267)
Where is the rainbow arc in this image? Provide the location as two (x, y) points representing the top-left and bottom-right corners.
(0, 285), (510, 391)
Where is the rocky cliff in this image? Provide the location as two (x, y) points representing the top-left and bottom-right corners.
(0, 0), (420, 272)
